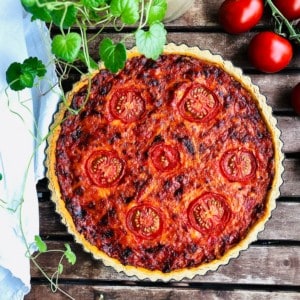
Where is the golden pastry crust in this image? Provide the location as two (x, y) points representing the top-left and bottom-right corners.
(46, 43), (284, 281)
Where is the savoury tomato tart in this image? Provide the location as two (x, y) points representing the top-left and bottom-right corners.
(46, 44), (283, 281)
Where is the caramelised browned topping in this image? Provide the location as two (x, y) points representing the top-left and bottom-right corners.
(55, 54), (274, 272)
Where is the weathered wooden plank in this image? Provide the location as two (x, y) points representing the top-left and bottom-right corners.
(282, 159), (300, 197)
(25, 285), (93, 300)
(250, 74), (300, 112)
(165, 0), (223, 27)
(94, 287), (300, 300)
(29, 243), (300, 286)
(25, 285), (300, 300)
(38, 200), (66, 235)
(88, 32), (300, 70)
(258, 201), (300, 240)
(38, 200), (300, 241)
(279, 118), (300, 153)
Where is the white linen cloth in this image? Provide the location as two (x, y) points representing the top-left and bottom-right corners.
(0, 0), (60, 298)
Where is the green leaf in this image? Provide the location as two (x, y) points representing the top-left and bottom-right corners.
(110, 0), (139, 25)
(135, 22), (167, 60)
(99, 38), (127, 73)
(6, 64), (29, 90)
(6, 57), (47, 91)
(146, 0), (167, 25)
(22, 0), (52, 22)
(6, 63), (26, 91)
(77, 50), (99, 70)
(81, 0), (106, 8)
(58, 263), (64, 275)
(0, 173), (3, 181)
(21, 0), (36, 7)
(19, 72), (34, 89)
(64, 244), (77, 265)
(23, 57), (47, 78)
(52, 33), (82, 63)
(35, 235), (47, 253)
(50, 5), (78, 29)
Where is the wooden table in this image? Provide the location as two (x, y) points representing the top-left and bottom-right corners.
(25, 1), (300, 299)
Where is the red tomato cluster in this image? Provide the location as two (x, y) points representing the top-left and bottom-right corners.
(218, 0), (300, 114)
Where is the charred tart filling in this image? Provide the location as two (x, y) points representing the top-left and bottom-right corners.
(55, 54), (274, 272)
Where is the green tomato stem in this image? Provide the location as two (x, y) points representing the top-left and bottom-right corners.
(265, 0), (300, 43)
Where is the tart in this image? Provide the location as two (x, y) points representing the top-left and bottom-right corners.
(46, 43), (283, 281)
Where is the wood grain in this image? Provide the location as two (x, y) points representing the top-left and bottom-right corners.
(27, 285), (300, 300)
(29, 240), (300, 286)
(87, 31), (300, 71)
(25, 0), (300, 298)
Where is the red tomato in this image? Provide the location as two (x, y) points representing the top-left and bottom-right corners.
(110, 88), (146, 123)
(273, 0), (300, 21)
(149, 143), (180, 172)
(86, 150), (125, 187)
(126, 205), (163, 239)
(220, 148), (257, 182)
(291, 82), (300, 115)
(187, 192), (231, 235)
(248, 31), (293, 73)
(218, 0), (264, 34)
(178, 83), (220, 123)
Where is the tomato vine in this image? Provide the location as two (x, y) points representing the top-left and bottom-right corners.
(265, 0), (300, 44)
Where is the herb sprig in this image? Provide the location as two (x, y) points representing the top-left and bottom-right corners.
(30, 236), (77, 299)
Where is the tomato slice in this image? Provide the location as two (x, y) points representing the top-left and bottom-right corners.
(178, 84), (219, 123)
(126, 205), (163, 239)
(187, 192), (231, 235)
(109, 88), (146, 123)
(86, 150), (125, 187)
(149, 143), (180, 172)
(220, 148), (257, 182)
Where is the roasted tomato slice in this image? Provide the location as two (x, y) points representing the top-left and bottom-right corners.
(149, 143), (180, 172)
(220, 148), (257, 182)
(86, 150), (124, 187)
(126, 205), (163, 239)
(178, 84), (219, 123)
(188, 192), (231, 235)
(109, 88), (146, 123)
